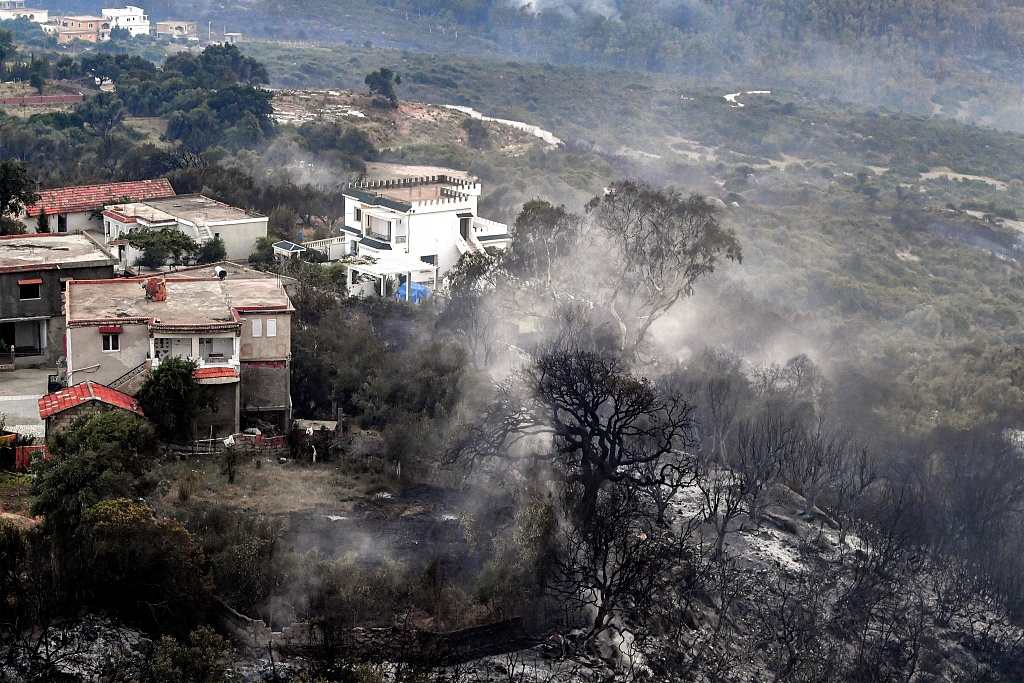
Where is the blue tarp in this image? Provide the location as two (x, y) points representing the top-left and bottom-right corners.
(395, 282), (432, 303)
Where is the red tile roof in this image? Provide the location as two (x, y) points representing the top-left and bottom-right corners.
(194, 367), (239, 380)
(38, 381), (144, 419)
(25, 179), (175, 217)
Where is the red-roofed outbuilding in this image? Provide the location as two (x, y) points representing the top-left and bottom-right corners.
(21, 179), (175, 234)
(38, 381), (144, 441)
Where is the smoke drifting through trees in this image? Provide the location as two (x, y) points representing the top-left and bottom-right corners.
(428, 172), (1024, 678)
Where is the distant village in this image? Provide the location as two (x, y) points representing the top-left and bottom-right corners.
(0, 169), (509, 455)
(0, 0), (237, 43)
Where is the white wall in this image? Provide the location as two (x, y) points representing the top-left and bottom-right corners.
(209, 218), (268, 260)
(407, 205), (471, 274)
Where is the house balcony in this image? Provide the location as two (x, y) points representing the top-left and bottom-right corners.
(472, 216), (509, 239)
(469, 216), (510, 251)
(151, 354), (240, 373)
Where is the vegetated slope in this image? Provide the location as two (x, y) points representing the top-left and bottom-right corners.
(239, 0), (1024, 129)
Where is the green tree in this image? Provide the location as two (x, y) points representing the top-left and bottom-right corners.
(166, 106), (221, 153)
(127, 227), (200, 269)
(196, 236), (227, 264)
(137, 357), (214, 442)
(506, 199), (583, 291)
(83, 499), (212, 635)
(28, 72), (44, 96)
(248, 235), (276, 266)
(108, 26), (131, 41)
(0, 160), (39, 232)
(35, 210), (49, 233)
(0, 28), (14, 64)
(585, 181), (742, 357)
(364, 67), (401, 106)
(76, 92), (127, 137)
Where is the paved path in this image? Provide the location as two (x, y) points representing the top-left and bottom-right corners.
(0, 368), (52, 433)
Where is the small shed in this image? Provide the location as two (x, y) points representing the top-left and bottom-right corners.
(38, 381), (144, 442)
(272, 240), (306, 261)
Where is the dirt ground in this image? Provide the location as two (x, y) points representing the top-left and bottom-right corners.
(271, 88), (543, 155)
(147, 428), (472, 570)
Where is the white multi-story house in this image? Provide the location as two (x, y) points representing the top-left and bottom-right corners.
(0, 0), (47, 24)
(103, 195), (268, 266)
(101, 6), (150, 36)
(304, 172), (509, 295)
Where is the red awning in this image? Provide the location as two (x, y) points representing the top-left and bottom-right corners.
(98, 326), (123, 334)
(18, 278), (42, 285)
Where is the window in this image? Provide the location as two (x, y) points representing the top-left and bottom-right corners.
(18, 281), (40, 300)
(102, 334), (119, 352)
(266, 318), (277, 337)
(368, 216), (391, 241)
(353, 207), (361, 223)
(252, 318), (262, 337)
(421, 254), (437, 265)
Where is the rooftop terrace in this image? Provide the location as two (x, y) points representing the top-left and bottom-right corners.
(140, 195), (264, 224)
(67, 277), (292, 328)
(0, 233), (116, 271)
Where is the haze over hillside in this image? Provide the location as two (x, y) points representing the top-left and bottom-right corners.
(46, 0), (1024, 130)
(4, 1), (1024, 680)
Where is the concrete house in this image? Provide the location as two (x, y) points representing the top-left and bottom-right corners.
(304, 172), (510, 295)
(103, 195), (268, 266)
(0, 1), (48, 23)
(22, 179), (176, 234)
(155, 20), (196, 37)
(46, 15), (111, 42)
(64, 273), (293, 436)
(38, 381), (143, 442)
(0, 233), (117, 365)
(101, 5), (149, 36)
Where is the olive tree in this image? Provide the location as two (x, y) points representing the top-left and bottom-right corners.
(585, 181), (741, 358)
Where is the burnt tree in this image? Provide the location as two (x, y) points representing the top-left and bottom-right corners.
(455, 350), (696, 522)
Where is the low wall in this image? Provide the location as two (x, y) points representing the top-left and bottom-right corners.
(212, 598), (550, 664)
(0, 94), (84, 106)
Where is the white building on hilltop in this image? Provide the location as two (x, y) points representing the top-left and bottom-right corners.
(101, 6), (150, 36)
(303, 172), (510, 296)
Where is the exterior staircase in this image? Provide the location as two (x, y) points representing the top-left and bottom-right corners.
(108, 361), (150, 395)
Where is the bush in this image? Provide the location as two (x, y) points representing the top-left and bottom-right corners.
(82, 499), (212, 635)
(137, 357), (214, 442)
(33, 412), (158, 533)
(149, 626), (229, 683)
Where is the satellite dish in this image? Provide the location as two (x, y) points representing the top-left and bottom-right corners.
(214, 266), (227, 280)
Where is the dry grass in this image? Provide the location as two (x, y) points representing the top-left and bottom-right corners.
(125, 117), (170, 147)
(149, 431), (398, 516)
(0, 473), (33, 517)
